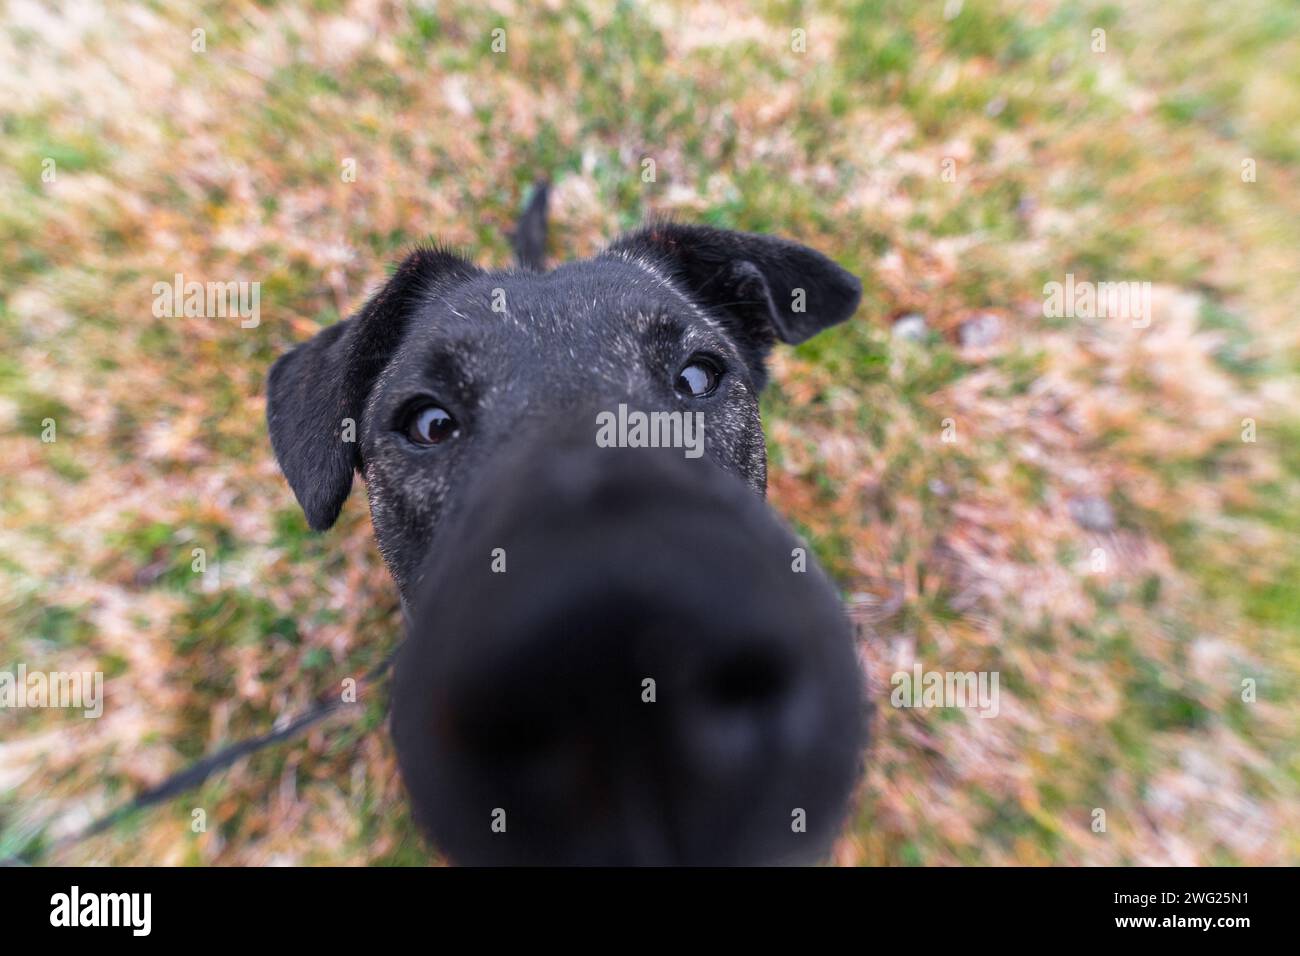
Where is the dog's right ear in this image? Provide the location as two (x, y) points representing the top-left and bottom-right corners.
(266, 247), (479, 531)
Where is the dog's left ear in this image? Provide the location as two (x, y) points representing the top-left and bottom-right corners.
(604, 223), (862, 384)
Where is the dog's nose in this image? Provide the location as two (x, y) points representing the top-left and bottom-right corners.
(390, 437), (866, 865)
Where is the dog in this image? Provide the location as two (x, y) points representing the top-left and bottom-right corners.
(267, 182), (868, 865)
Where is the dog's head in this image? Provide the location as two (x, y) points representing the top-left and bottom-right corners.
(267, 223), (860, 597)
(266, 221), (867, 865)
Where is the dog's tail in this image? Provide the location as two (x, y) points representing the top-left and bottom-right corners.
(511, 178), (550, 271)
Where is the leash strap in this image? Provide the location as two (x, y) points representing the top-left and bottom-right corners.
(35, 652), (396, 861)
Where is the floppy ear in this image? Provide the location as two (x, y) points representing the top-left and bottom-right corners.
(266, 247), (479, 531)
(604, 222), (862, 384)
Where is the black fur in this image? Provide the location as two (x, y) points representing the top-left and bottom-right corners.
(605, 222), (862, 387)
(265, 187), (867, 864)
(266, 247), (480, 531)
(267, 220), (860, 547)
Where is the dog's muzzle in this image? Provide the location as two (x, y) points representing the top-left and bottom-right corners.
(390, 433), (866, 865)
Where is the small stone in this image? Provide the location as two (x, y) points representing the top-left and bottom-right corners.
(892, 313), (928, 342)
(1069, 495), (1115, 532)
(958, 312), (1003, 348)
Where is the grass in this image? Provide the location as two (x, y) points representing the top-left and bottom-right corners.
(0, 0), (1297, 865)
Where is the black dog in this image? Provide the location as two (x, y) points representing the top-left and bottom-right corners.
(267, 184), (868, 864)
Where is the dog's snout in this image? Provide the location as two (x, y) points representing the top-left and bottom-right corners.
(391, 438), (866, 865)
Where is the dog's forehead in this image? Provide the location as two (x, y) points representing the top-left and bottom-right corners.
(410, 257), (723, 344)
(382, 260), (733, 382)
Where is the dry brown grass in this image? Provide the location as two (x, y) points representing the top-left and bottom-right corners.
(1, 0), (1297, 865)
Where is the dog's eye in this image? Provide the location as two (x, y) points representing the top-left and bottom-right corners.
(675, 357), (722, 398)
(405, 405), (458, 445)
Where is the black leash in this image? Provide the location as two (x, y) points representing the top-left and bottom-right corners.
(23, 652), (397, 863)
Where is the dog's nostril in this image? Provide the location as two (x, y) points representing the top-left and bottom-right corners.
(703, 650), (789, 710)
(456, 712), (559, 764)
